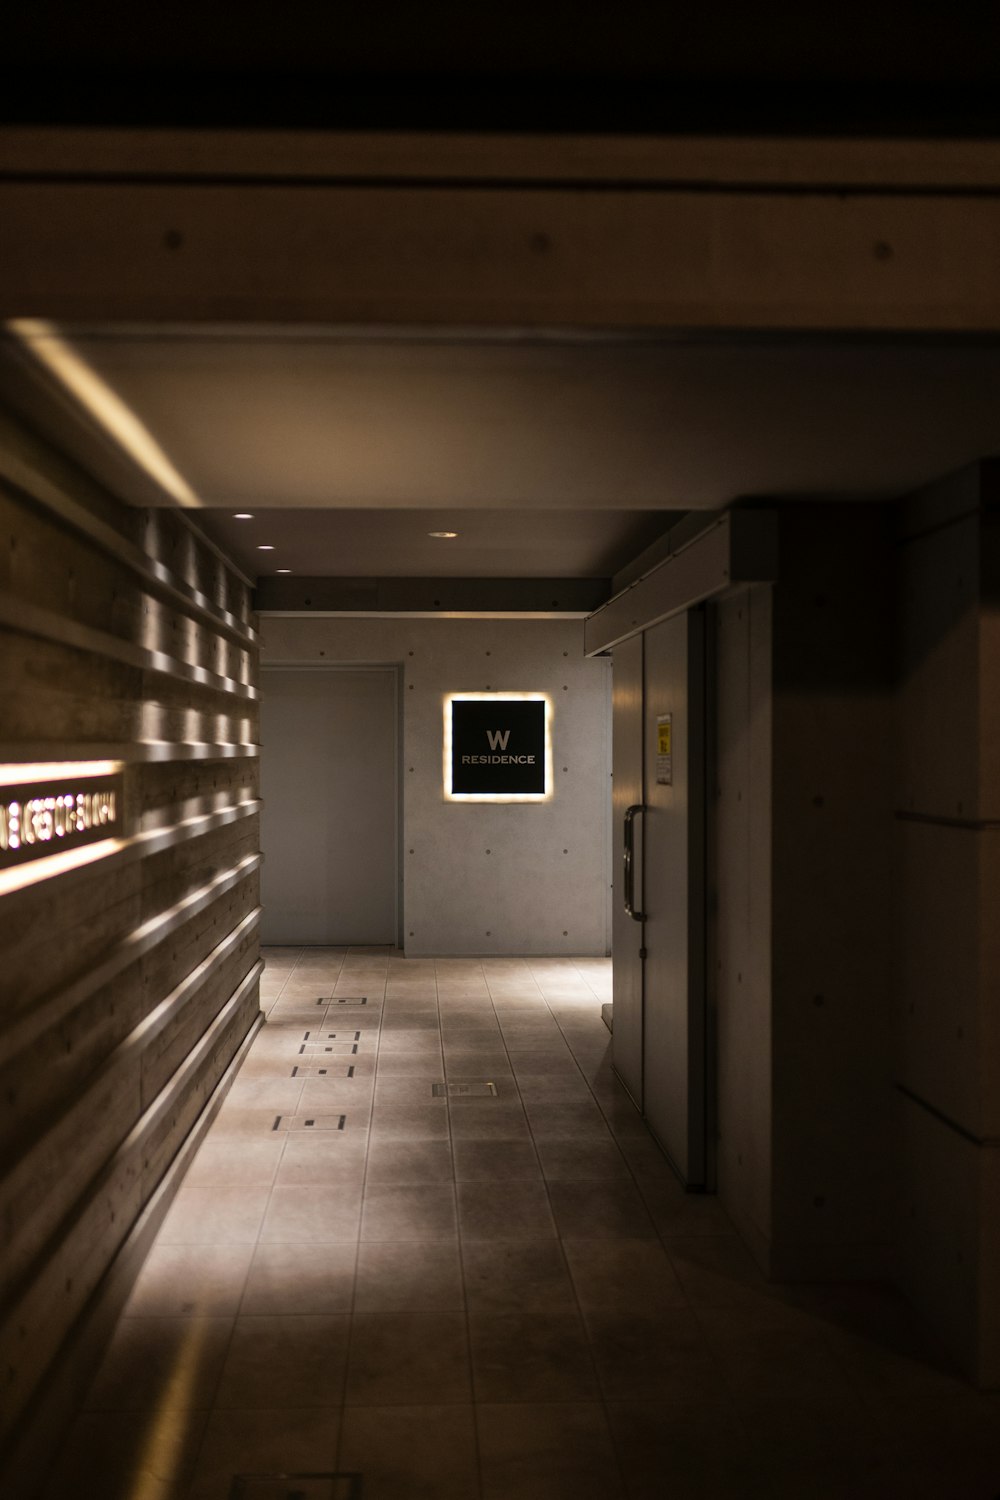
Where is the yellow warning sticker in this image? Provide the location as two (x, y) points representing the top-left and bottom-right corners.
(656, 713), (673, 785)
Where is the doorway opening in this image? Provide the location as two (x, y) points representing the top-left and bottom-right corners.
(260, 664), (402, 947)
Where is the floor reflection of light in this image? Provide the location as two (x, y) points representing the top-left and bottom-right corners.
(127, 1318), (212, 1496)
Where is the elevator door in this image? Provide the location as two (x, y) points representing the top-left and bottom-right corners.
(642, 610), (707, 1187)
(260, 667), (399, 945)
(611, 633), (644, 1109)
(610, 610), (707, 1187)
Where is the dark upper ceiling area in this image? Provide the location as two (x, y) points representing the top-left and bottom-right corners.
(5, 2), (1000, 135)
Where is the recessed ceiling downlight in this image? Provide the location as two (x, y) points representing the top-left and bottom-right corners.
(234, 512), (254, 520)
(257, 544), (275, 551)
(428, 530), (458, 539)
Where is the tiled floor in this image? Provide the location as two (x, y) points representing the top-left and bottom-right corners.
(43, 950), (1000, 1500)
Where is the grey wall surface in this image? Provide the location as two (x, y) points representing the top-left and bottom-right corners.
(896, 462), (1000, 1385)
(260, 615), (611, 956)
(713, 507), (896, 1286)
(769, 506), (896, 1282)
(714, 584), (774, 1268)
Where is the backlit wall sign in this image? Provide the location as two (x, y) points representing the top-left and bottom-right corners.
(444, 694), (552, 802)
(0, 762), (124, 871)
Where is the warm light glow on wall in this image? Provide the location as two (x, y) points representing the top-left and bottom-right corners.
(443, 692), (553, 802)
(6, 319), (203, 508)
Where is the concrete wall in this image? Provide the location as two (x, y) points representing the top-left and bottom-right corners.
(769, 506), (896, 1281)
(896, 461), (1000, 1385)
(714, 583), (774, 1267)
(261, 614), (611, 956)
(713, 507), (896, 1285)
(0, 411), (262, 1484)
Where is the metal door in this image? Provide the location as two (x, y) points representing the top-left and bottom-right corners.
(611, 633), (644, 1108)
(642, 610), (707, 1186)
(260, 667), (399, 945)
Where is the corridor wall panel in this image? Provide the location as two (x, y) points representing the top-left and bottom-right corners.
(769, 506), (896, 1281)
(260, 615), (611, 956)
(0, 412), (262, 1471)
(714, 585), (773, 1268)
(896, 460), (1000, 1385)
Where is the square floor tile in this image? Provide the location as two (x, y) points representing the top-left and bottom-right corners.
(533, 1138), (630, 1178)
(124, 1243), (255, 1318)
(336, 1405), (478, 1500)
(85, 1316), (233, 1411)
(523, 1102), (614, 1141)
(158, 1185), (271, 1245)
(373, 1076), (445, 1106)
(224, 1077), (306, 1112)
(41, 1406), (210, 1500)
(373, 1053), (448, 1078)
(355, 1240), (464, 1311)
(456, 1180), (556, 1238)
(478, 1401), (625, 1500)
(364, 1139), (454, 1184)
(377, 1030), (443, 1053)
(241, 1242), (357, 1315)
(187, 1407), (341, 1500)
(470, 1309), (598, 1401)
(344, 1311), (471, 1405)
(561, 1236), (687, 1313)
(369, 1103), (450, 1140)
(461, 1238), (577, 1314)
(273, 1134), (367, 1188)
(584, 1306), (721, 1399)
(214, 1314), (350, 1408)
(546, 1179), (657, 1239)
(606, 1395), (758, 1500)
(452, 1138), (541, 1181)
(448, 1103), (531, 1142)
(360, 1183), (458, 1241)
(515, 1073), (594, 1102)
(259, 1185), (363, 1243)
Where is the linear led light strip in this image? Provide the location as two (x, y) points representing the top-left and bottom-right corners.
(442, 692), (553, 803)
(7, 319), (203, 509)
(0, 760), (123, 784)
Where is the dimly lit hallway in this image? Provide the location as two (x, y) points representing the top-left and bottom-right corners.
(39, 950), (1000, 1500)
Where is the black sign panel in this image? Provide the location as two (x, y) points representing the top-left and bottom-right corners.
(451, 698), (546, 796)
(0, 772), (123, 870)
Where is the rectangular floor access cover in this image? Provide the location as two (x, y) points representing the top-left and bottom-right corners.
(431, 1081), (499, 1097)
(230, 1475), (362, 1499)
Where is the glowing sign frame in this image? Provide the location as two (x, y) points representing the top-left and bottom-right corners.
(443, 693), (553, 803)
(0, 761), (124, 874)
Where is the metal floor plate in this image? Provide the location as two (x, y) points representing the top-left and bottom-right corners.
(272, 1114), (347, 1131)
(431, 1081), (499, 1097)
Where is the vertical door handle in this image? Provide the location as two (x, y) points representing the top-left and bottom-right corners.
(623, 803), (645, 922)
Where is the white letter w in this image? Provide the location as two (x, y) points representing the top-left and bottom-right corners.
(486, 729), (511, 751)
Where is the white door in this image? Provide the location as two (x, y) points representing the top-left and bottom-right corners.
(642, 609), (707, 1187)
(260, 667), (399, 945)
(611, 633), (645, 1109)
(609, 609), (708, 1187)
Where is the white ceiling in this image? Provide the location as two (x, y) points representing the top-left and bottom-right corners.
(4, 324), (1000, 582)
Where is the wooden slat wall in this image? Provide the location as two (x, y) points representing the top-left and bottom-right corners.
(0, 411), (262, 1459)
